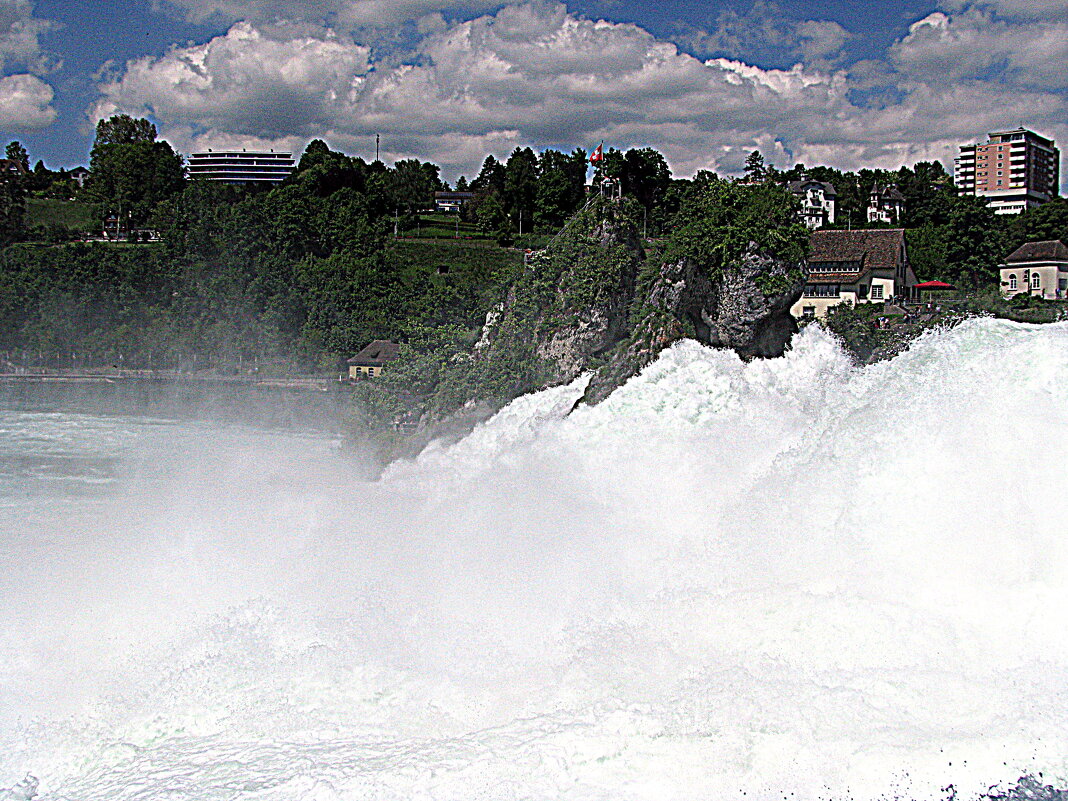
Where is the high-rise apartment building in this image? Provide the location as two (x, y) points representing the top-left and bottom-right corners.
(187, 149), (295, 184)
(954, 128), (1060, 215)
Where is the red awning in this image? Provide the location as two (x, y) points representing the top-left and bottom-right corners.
(914, 280), (955, 289)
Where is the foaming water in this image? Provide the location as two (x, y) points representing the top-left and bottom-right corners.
(2, 319), (1068, 800)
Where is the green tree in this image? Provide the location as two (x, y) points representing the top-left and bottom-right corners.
(906, 224), (950, 282)
(503, 147), (538, 231)
(534, 148), (586, 230)
(93, 115), (156, 146)
(897, 161), (955, 227)
(471, 154), (505, 194)
(88, 114), (185, 226)
(5, 142), (29, 172)
(0, 174), (25, 244)
(593, 146), (624, 185)
(620, 148), (671, 234)
(667, 176), (808, 288)
(743, 150), (766, 183)
(293, 140), (370, 198)
(389, 159), (439, 214)
(1004, 197), (1068, 253)
(297, 139), (332, 172)
(943, 194), (1002, 289)
(472, 192), (509, 239)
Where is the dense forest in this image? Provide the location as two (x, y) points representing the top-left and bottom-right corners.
(0, 115), (1066, 376)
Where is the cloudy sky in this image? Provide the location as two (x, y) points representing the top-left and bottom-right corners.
(1, 0), (1066, 185)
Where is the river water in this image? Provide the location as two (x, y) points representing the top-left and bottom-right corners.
(1, 319), (1067, 800)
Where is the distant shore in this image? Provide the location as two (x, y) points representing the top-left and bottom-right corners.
(0, 369), (340, 392)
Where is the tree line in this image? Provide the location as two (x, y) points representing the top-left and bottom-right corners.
(0, 116), (1066, 372)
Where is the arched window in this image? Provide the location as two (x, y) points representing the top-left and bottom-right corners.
(1009, 274), (1017, 290)
(1031, 272), (1041, 290)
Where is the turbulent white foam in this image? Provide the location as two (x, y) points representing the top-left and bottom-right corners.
(2, 318), (1068, 800)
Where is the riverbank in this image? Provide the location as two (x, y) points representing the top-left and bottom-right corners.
(0, 371), (352, 433)
(0, 367), (340, 391)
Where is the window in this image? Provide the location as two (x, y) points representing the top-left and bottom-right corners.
(1059, 279), (1067, 291)
(802, 306), (816, 319)
(1031, 273), (1041, 290)
(871, 285), (884, 300)
(803, 284), (840, 298)
(1009, 274), (1017, 290)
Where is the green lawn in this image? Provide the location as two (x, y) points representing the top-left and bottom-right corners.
(25, 198), (100, 234)
(387, 238), (523, 284)
(395, 212), (488, 241)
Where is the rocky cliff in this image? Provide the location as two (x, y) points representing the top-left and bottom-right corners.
(456, 184), (807, 412)
(362, 183), (809, 461)
(581, 240), (805, 404)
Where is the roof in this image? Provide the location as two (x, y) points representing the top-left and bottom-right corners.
(871, 183), (905, 201)
(0, 158), (26, 175)
(1004, 240), (1068, 264)
(808, 229), (906, 275)
(787, 179), (836, 196)
(347, 340), (401, 366)
(988, 128), (1054, 147)
(804, 271), (863, 284)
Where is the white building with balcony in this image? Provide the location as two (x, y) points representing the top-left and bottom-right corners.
(954, 128), (1059, 215)
(187, 149), (295, 184)
(786, 178), (836, 229)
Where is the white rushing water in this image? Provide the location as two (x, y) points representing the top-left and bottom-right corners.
(2, 318), (1068, 800)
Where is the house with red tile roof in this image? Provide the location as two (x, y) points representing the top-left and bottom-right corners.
(791, 229), (918, 319)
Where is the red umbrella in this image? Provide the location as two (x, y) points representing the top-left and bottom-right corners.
(914, 280), (955, 289)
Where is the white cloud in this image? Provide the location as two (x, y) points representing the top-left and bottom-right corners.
(157, 0), (504, 29)
(336, 2), (852, 175)
(797, 20), (852, 66)
(92, 1), (1068, 189)
(675, 2), (852, 67)
(92, 21), (372, 138)
(941, 0), (1068, 20)
(0, 0), (56, 130)
(0, 71), (55, 129)
(891, 8), (1068, 89)
(680, 0), (787, 55)
(0, 0), (51, 72)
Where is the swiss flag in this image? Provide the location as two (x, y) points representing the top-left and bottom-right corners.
(590, 142), (603, 164)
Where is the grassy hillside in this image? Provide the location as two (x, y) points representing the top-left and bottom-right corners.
(25, 198), (100, 239)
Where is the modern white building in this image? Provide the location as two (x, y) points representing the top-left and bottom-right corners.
(954, 128), (1060, 215)
(434, 191), (474, 213)
(187, 149), (295, 184)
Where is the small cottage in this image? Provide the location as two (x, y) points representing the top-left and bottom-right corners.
(1000, 240), (1068, 299)
(347, 340), (401, 379)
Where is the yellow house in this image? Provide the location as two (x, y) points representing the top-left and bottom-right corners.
(791, 229), (918, 319)
(1000, 240), (1068, 299)
(347, 340), (401, 379)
